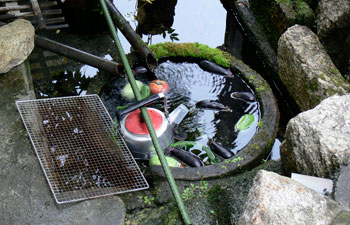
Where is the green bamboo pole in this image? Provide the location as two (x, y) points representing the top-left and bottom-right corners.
(98, 1), (192, 224)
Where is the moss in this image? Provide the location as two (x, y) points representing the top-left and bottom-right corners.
(249, 75), (256, 83)
(256, 85), (266, 92)
(308, 77), (319, 92)
(161, 205), (180, 225)
(149, 42), (232, 67)
(294, 0), (315, 25)
(329, 67), (341, 76)
(250, 0), (294, 50)
(319, 73), (326, 81)
(251, 144), (261, 150)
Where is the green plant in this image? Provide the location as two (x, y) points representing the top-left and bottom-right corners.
(275, 0), (291, 5)
(161, 28), (179, 42)
(182, 181), (209, 201)
(138, 195), (155, 206)
(221, 165), (227, 170)
(142, 0), (155, 4)
(231, 156), (244, 163)
(182, 184), (196, 201)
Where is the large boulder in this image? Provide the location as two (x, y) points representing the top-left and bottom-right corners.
(316, 0), (350, 80)
(280, 94), (350, 178)
(278, 24), (350, 111)
(239, 170), (348, 225)
(0, 19), (35, 74)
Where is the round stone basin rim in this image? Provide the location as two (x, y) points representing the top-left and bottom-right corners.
(148, 42), (279, 180)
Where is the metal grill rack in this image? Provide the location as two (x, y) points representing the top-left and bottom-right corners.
(0, 0), (68, 30)
(16, 95), (149, 204)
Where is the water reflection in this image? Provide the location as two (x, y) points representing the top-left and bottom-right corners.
(101, 59), (260, 161)
(116, 0), (226, 52)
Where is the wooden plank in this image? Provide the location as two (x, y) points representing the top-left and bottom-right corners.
(45, 24), (69, 30)
(0, 11), (32, 19)
(4, 1), (20, 16)
(0, 4), (28, 12)
(0, 9), (62, 19)
(31, 16), (65, 25)
(0, 2), (57, 12)
(42, 9), (62, 15)
(44, 16), (65, 24)
(0, 0), (18, 2)
(30, 0), (46, 29)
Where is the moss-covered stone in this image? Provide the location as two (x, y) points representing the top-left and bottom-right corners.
(249, 0), (314, 50)
(148, 42), (279, 180)
(149, 42), (232, 67)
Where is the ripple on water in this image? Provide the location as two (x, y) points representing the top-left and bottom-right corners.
(101, 59), (261, 164)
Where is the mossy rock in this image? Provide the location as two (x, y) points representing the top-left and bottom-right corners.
(248, 0), (314, 50)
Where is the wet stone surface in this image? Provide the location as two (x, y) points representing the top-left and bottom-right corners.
(0, 62), (125, 225)
(122, 160), (285, 225)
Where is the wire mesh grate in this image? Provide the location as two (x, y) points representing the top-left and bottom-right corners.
(16, 95), (149, 203)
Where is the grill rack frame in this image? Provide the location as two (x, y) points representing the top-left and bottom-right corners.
(16, 94), (149, 204)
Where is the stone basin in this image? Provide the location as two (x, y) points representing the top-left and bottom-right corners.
(92, 42), (279, 180)
(148, 43), (279, 180)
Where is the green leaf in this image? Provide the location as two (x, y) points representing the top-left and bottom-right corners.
(235, 114), (255, 131)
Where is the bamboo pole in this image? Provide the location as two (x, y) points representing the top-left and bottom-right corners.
(34, 35), (124, 75)
(104, 0), (158, 72)
(99, 1), (192, 224)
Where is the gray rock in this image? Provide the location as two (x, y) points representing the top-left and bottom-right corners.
(0, 61), (125, 225)
(280, 94), (350, 178)
(278, 24), (350, 111)
(0, 19), (34, 74)
(316, 0), (350, 82)
(316, 0), (350, 38)
(334, 165), (350, 209)
(239, 170), (347, 225)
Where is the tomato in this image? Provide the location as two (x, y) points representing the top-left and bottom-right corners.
(149, 80), (170, 94)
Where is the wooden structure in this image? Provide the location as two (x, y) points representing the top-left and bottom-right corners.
(0, 0), (68, 30)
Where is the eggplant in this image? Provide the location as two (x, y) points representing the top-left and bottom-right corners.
(199, 60), (233, 77)
(132, 65), (148, 74)
(208, 139), (234, 159)
(231, 92), (256, 102)
(165, 147), (203, 167)
(196, 100), (231, 112)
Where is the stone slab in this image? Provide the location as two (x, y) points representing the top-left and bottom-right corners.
(0, 62), (125, 225)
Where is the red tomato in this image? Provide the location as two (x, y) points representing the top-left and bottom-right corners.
(149, 80), (170, 94)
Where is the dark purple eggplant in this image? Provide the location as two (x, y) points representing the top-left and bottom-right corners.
(207, 139), (234, 159)
(132, 65), (148, 74)
(165, 147), (203, 167)
(196, 100), (231, 112)
(231, 92), (256, 102)
(199, 60), (233, 77)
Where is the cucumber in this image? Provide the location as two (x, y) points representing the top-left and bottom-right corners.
(170, 141), (218, 164)
(169, 141), (197, 149)
(141, 84), (151, 100)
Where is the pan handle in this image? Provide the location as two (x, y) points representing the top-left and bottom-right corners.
(117, 93), (165, 120)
